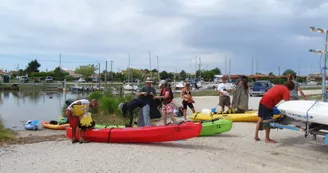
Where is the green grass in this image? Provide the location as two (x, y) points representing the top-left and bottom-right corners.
(0, 120), (16, 143)
(60, 91), (136, 125)
(300, 87), (322, 90)
(306, 94), (323, 100)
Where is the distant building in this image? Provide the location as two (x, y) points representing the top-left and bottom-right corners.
(64, 70), (82, 78)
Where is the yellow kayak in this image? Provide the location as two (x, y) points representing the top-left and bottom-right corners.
(189, 111), (281, 122)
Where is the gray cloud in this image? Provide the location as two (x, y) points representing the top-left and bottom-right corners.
(0, 0), (327, 75)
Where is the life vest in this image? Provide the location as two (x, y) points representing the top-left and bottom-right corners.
(79, 113), (95, 130)
(160, 87), (173, 104)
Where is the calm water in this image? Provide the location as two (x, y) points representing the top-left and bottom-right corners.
(0, 90), (91, 130)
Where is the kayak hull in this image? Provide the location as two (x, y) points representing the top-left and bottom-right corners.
(94, 124), (127, 128)
(42, 122), (70, 130)
(189, 111), (280, 122)
(66, 122), (202, 143)
(199, 119), (232, 136)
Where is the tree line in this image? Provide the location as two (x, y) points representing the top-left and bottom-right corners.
(11, 59), (301, 83)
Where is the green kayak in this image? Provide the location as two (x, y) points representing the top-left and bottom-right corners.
(199, 119), (232, 136)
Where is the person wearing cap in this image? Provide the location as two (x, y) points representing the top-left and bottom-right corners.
(154, 80), (177, 125)
(180, 82), (196, 120)
(217, 76), (233, 113)
(136, 77), (158, 125)
(118, 98), (150, 127)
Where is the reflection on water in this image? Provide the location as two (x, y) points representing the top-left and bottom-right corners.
(0, 90), (91, 130)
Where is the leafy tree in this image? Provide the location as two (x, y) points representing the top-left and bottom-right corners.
(202, 70), (215, 81)
(283, 69), (297, 77)
(18, 69), (24, 76)
(180, 70), (187, 80)
(123, 68), (142, 81)
(211, 68), (221, 75)
(25, 59), (41, 74)
(167, 72), (175, 80)
(75, 64), (97, 79)
(160, 71), (168, 79)
(142, 69), (150, 75)
(268, 72), (275, 76)
(53, 67), (68, 77)
(151, 69), (158, 73)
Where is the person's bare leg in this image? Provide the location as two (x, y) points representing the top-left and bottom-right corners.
(163, 112), (168, 125)
(168, 113), (177, 123)
(72, 126), (76, 141)
(265, 128), (276, 143)
(191, 108), (196, 113)
(254, 118), (261, 141)
(183, 109), (187, 120)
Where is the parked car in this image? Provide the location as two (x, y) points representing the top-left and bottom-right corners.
(250, 80), (273, 97)
(45, 76), (53, 83)
(19, 76), (29, 83)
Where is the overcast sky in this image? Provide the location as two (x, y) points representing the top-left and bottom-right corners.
(0, 0), (328, 75)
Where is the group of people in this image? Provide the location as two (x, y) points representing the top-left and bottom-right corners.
(217, 74), (308, 144)
(66, 73), (307, 144)
(118, 77), (200, 128)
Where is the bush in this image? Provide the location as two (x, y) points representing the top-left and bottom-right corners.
(0, 120), (16, 142)
(88, 91), (103, 100)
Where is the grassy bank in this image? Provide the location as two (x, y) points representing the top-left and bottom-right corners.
(0, 120), (16, 144)
(61, 91), (135, 125)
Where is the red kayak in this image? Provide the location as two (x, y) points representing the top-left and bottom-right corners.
(66, 122), (202, 143)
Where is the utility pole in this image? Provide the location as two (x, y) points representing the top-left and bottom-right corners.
(256, 59), (258, 74)
(59, 53), (61, 68)
(195, 56), (197, 80)
(98, 63), (101, 87)
(225, 56), (227, 75)
(298, 60), (300, 78)
(251, 58), (253, 75)
(110, 60), (113, 83)
(229, 59), (231, 79)
(149, 52), (152, 78)
(199, 57), (201, 79)
(278, 64), (280, 76)
(105, 61), (108, 90)
(157, 56), (160, 80)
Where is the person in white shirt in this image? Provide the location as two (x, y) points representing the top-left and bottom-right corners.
(217, 76), (232, 113)
(66, 99), (98, 144)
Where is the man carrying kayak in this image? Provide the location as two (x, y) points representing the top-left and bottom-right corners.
(118, 98), (150, 127)
(254, 81), (295, 143)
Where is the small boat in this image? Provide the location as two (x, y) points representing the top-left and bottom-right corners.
(190, 111), (281, 122)
(66, 121), (202, 143)
(42, 122), (70, 130)
(277, 100), (328, 125)
(24, 120), (39, 130)
(199, 119), (232, 136)
(71, 84), (84, 91)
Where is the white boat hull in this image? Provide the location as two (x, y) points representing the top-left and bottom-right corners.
(277, 100), (328, 125)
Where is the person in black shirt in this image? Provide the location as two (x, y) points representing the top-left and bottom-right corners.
(118, 98), (150, 127)
(136, 77), (161, 122)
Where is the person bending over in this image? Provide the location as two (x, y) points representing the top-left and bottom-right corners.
(66, 99), (98, 144)
(118, 98), (150, 127)
(254, 81), (295, 144)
